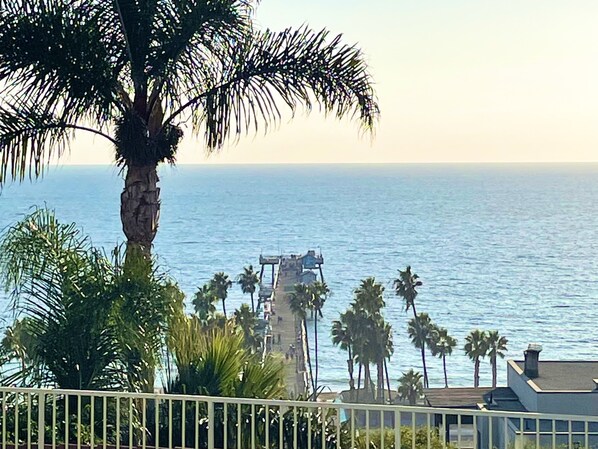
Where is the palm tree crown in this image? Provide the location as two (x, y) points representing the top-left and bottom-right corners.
(406, 312), (436, 388)
(210, 272), (232, 316)
(464, 329), (488, 388)
(397, 369), (423, 406)
(486, 330), (508, 388)
(0, 1), (379, 254)
(394, 266), (422, 317)
(430, 326), (457, 388)
(192, 284), (218, 323)
(237, 265), (259, 312)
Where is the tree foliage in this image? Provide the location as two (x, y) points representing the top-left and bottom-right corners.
(0, 0), (379, 183)
(0, 208), (183, 391)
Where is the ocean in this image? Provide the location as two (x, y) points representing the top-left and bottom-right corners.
(1, 163), (597, 391)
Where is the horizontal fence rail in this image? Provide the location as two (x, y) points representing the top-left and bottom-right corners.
(0, 387), (597, 449)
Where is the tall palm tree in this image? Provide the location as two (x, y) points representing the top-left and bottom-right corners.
(342, 277), (390, 402)
(397, 369), (423, 406)
(394, 266), (422, 320)
(486, 330), (508, 388)
(406, 313), (436, 388)
(308, 281), (329, 393)
(331, 318), (354, 390)
(237, 265), (259, 313)
(430, 326), (457, 388)
(192, 284), (217, 323)
(210, 272), (232, 316)
(0, 1), (379, 256)
(464, 329), (488, 388)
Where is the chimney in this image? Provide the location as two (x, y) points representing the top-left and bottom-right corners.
(524, 344), (542, 378)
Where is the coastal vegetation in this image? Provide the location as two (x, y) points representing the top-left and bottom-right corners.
(332, 278), (394, 403)
(394, 267), (428, 386)
(237, 265), (260, 313)
(463, 330), (487, 388)
(0, 0), (379, 258)
(397, 369), (424, 405)
(0, 210), (276, 399)
(429, 326), (458, 388)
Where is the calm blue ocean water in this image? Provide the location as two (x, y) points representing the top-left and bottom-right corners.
(1, 164), (597, 391)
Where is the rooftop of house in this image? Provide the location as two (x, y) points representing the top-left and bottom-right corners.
(424, 387), (494, 408)
(512, 360), (598, 392)
(482, 387), (527, 412)
(424, 386), (528, 411)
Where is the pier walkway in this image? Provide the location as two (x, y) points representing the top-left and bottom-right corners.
(260, 252), (323, 397)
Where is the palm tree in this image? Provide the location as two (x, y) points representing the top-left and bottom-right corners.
(237, 265), (259, 313)
(354, 277), (385, 316)
(331, 318), (354, 390)
(192, 284), (217, 323)
(486, 330), (508, 388)
(430, 326), (457, 388)
(342, 278), (391, 402)
(397, 369), (424, 405)
(464, 329), (488, 388)
(233, 303), (261, 352)
(406, 313), (436, 388)
(394, 266), (422, 320)
(0, 1), (379, 257)
(210, 272), (233, 317)
(308, 281), (329, 393)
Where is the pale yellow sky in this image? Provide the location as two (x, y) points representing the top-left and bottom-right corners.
(66, 0), (598, 165)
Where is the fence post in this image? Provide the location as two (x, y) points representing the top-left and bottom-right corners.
(38, 392), (45, 449)
(208, 400), (214, 449)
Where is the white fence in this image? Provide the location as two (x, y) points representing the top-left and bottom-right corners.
(0, 387), (597, 449)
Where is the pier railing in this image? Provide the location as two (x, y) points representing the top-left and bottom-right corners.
(1, 387), (597, 449)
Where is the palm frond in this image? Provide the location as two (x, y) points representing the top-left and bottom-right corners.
(0, 1), (122, 121)
(165, 26), (379, 150)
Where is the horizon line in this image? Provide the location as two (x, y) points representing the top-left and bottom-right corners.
(58, 160), (598, 167)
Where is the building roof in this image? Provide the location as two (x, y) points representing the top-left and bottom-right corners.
(513, 360), (598, 392)
(424, 387), (494, 408)
(482, 387), (527, 412)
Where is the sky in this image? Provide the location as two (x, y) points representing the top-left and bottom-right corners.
(67, 0), (598, 165)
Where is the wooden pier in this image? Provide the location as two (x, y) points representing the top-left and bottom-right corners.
(259, 251), (324, 397)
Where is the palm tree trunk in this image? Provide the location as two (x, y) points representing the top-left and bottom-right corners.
(121, 164), (160, 257)
(250, 292), (255, 313)
(222, 298), (227, 316)
(443, 354), (449, 388)
(364, 364), (372, 397)
(492, 356), (497, 388)
(314, 314), (318, 393)
(474, 358), (480, 388)
(356, 363), (362, 403)
(303, 319), (315, 395)
(348, 348), (355, 390)
(385, 359), (392, 403)
(421, 346), (429, 388)
(376, 361), (384, 403)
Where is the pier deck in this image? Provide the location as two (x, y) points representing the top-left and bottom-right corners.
(267, 258), (310, 397)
